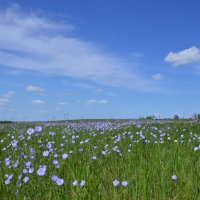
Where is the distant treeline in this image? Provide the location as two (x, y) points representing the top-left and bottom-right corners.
(0, 121), (14, 124)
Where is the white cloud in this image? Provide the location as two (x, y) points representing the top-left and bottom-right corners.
(59, 101), (69, 105)
(26, 85), (45, 93)
(0, 98), (9, 106)
(152, 73), (163, 81)
(86, 99), (108, 105)
(165, 46), (200, 66)
(0, 5), (156, 91)
(31, 99), (45, 104)
(0, 91), (15, 108)
(99, 99), (108, 104)
(86, 99), (97, 105)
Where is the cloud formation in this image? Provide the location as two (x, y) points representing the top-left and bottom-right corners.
(152, 73), (163, 81)
(26, 85), (45, 93)
(0, 91), (15, 108)
(0, 5), (155, 91)
(31, 99), (45, 104)
(165, 46), (200, 66)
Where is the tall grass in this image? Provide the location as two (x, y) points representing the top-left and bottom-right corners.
(0, 122), (200, 199)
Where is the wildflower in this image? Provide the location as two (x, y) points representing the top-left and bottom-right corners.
(23, 177), (29, 183)
(26, 161), (31, 168)
(101, 150), (106, 155)
(43, 151), (49, 157)
(92, 155), (97, 160)
(13, 160), (19, 168)
(121, 181), (128, 186)
(73, 180), (78, 186)
(11, 140), (18, 148)
(62, 153), (68, 159)
(53, 160), (58, 165)
(46, 142), (52, 149)
(194, 146), (199, 151)
(23, 168), (28, 174)
(35, 126), (42, 132)
(171, 175), (177, 181)
(37, 165), (46, 176)
(27, 128), (35, 135)
(56, 178), (64, 186)
(29, 148), (35, 155)
(80, 180), (86, 187)
(5, 179), (10, 185)
(113, 179), (120, 187)
(51, 175), (64, 186)
(29, 168), (34, 173)
(51, 175), (58, 181)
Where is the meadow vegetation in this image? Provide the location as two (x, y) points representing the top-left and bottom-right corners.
(0, 120), (200, 200)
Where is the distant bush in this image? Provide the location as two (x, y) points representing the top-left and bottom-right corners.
(0, 121), (13, 124)
(173, 115), (180, 120)
(146, 115), (154, 120)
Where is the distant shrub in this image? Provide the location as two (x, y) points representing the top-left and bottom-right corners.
(173, 115), (179, 120)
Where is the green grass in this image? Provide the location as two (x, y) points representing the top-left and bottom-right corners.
(0, 122), (200, 199)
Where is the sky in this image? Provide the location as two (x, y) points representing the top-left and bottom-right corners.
(0, 0), (200, 121)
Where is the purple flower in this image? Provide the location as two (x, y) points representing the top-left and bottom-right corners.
(73, 180), (78, 186)
(51, 175), (58, 181)
(171, 174), (177, 181)
(46, 142), (52, 149)
(92, 156), (97, 160)
(11, 140), (18, 148)
(43, 151), (49, 157)
(56, 178), (64, 186)
(113, 179), (120, 187)
(35, 126), (42, 132)
(53, 160), (58, 165)
(62, 153), (68, 159)
(23, 168), (28, 174)
(5, 179), (10, 185)
(80, 180), (86, 187)
(26, 161), (31, 168)
(51, 175), (64, 186)
(121, 181), (128, 186)
(29, 148), (35, 155)
(13, 160), (19, 168)
(27, 128), (35, 135)
(23, 177), (29, 183)
(29, 168), (34, 173)
(37, 166), (46, 176)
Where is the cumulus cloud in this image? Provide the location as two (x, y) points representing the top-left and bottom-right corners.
(165, 46), (200, 66)
(0, 5), (156, 91)
(152, 73), (163, 81)
(26, 85), (45, 93)
(31, 99), (45, 104)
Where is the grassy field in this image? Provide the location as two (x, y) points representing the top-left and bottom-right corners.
(0, 120), (200, 200)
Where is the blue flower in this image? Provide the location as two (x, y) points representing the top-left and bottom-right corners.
(80, 180), (86, 187)
(171, 174), (177, 181)
(121, 181), (128, 186)
(113, 179), (120, 187)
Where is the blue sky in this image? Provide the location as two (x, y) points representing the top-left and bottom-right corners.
(0, 0), (200, 121)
